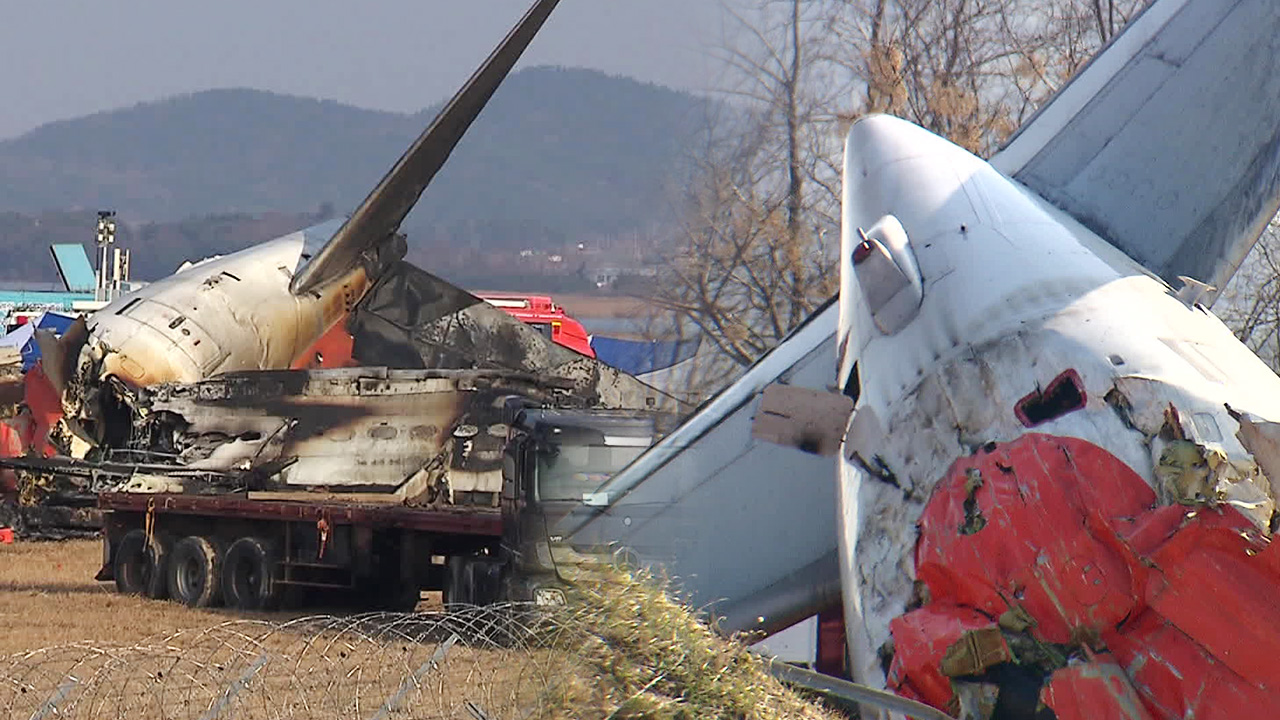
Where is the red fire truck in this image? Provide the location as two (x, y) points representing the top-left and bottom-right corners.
(477, 294), (595, 358)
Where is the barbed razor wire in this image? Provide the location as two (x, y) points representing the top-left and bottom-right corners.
(0, 604), (581, 720)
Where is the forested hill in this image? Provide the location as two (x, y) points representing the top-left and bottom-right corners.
(0, 67), (704, 278)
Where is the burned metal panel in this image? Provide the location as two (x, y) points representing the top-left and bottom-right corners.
(348, 261), (674, 412)
(134, 367), (568, 501)
(752, 384), (854, 458)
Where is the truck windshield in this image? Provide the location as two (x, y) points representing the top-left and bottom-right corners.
(535, 441), (646, 501)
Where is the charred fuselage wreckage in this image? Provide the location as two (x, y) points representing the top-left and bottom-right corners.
(33, 0), (664, 450)
(97, 369), (593, 502)
(3, 0), (676, 563)
(0, 363), (664, 611)
(16, 0), (668, 467)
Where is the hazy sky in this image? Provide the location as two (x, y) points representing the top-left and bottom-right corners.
(0, 0), (730, 141)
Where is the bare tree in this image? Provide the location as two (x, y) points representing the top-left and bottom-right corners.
(657, 129), (837, 370)
(651, 0), (1153, 399)
(834, 0), (1149, 155)
(646, 0), (842, 395)
(1218, 220), (1280, 372)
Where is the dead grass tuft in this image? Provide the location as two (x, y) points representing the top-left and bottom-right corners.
(533, 567), (841, 719)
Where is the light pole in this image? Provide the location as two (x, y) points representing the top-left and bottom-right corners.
(95, 210), (116, 302)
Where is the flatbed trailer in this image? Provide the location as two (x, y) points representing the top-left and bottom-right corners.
(97, 491), (503, 611)
(0, 366), (664, 613)
(99, 492), (501, 535)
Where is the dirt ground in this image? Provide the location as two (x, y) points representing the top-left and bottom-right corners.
(0, 539), (219, 654)
(0, 539), (444, 655)
(0, 540), (550, 719)
(0, 541), (839, 719)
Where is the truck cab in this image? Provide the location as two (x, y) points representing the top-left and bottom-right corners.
(478, 403), (656, 606)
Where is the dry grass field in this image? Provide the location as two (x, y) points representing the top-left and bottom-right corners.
(0, 540), (455, 655)
(0, 541), (559, 717)
(0, 539), (234, 654)
(0, 540), (841, 719)
(550, 294), (651, 319)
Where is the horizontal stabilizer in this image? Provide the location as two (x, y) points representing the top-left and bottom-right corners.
(50, 245), (96, 293)
(992, 0), (1280, 299)
(291, 0), (561, 295)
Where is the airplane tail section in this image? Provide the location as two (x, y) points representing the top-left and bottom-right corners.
(290, 0), (561, 296)
(991, 0), (1280, 300)
(49, 245), (96, 293)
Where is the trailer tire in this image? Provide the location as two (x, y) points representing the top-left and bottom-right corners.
(168, 536), (221, 608)
(221, 537), (281, 611)
(114, 529), (170, 599)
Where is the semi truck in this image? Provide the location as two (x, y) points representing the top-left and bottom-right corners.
(3, 366), (661, 610)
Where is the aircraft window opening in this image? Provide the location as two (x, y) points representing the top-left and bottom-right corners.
(169, 316), (186, 330)
(843, 362), (861, 403)
(221, 271), (242, 282)
(115, 297), (143, 315)
(1015, 369), (1086, 427)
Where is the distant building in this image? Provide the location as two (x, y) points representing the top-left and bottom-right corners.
(0, 228), (141, 330)
(593, 266), (657, 289)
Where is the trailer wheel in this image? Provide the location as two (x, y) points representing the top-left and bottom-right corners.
(168, 536), (222, 608)
(221, 537), (281, 611)
(114, 529), (170, 599)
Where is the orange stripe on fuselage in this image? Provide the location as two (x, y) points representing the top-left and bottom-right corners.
(291, 315), (357, 370)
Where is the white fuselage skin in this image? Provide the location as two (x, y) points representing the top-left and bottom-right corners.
(835, 116), (1280, 694)
(78, 219), (362, 388)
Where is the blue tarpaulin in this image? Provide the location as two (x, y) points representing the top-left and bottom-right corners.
(591, 336), (701, 376)
(0, 312), (79, 371)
